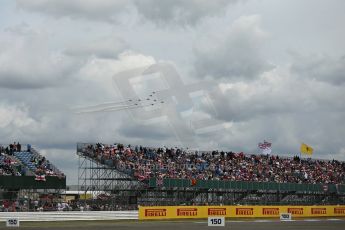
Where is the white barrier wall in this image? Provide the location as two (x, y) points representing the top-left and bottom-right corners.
(0, 211), (138, 221)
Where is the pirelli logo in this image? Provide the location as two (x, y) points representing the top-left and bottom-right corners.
(334, 208), (345, 214)
(177, 208), (198, 216)
(262, 208), (279, 215)
(287, 208), (304, 215)
(311, 208), (327, 215)
(145, 209), (167, 217)
(208, 208), (227, 216)
(236, 208), (253, 215)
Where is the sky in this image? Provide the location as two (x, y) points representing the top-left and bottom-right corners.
(1, 0), (345, 184)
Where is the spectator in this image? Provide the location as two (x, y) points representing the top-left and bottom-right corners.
(80, 143), (345, 185)
(17, 142), (21, 152)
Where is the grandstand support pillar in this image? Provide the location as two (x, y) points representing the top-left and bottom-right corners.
(77, 144), (144, 210)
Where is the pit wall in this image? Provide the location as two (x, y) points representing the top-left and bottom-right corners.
(139, 205), (345, 220)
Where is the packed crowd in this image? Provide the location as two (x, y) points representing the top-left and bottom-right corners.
(0, 142), (64, 178)
(31, 154), (59, 177)
(81, 143), (345, 185)
(0, 156), (21, 176)
(0, 143), (22, 176)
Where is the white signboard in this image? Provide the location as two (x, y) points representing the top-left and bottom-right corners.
(280, 213), (292, 221)
(208, 217), (225, 226)
(6, 218), (20, 227)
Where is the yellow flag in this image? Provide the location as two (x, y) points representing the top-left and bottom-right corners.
(300, 143), (313, 155)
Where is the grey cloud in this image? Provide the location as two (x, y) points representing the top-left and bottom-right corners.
(203, 84), (292, 123)
(194, 15), (272, 81)
(206, 90), (289, 122)
(134, 0), (237, 26)
(291, 53), (345, 85)
(3, 22), (32, 35)
(16, 0), (239, 25)
(64, 36), (129, 59)
(0, 63), (80, 89)
(202, 68), (345, 124)
(16, 0), (132, 22)
(119, 121), (174, 141)
(0, 26), (84, 89)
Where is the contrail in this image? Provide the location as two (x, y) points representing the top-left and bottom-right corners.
(72, 91), (164, 114)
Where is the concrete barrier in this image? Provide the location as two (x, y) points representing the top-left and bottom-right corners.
(0, 211), (138, 221)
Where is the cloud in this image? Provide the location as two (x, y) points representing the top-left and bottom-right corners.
(290, 53), (345, 85)
(0, 24), (83, 89)
(16, 0), (133, 22)
(0, 103), (49, 143)
(0, 103), (36, 129)
(193, 15), (272, 80)
(205, 66), (345, 122)
(64, 36), (129, 59)
(134, 0), (237, 26)
(16, 0), (239, 25)
(119, 122), (174, 141)
(77, 51), (156, 95)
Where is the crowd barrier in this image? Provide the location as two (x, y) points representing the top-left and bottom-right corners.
(139, 205), (345, 220)
(0, 211), (138, 222)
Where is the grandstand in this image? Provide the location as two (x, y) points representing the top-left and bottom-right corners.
(77, 143), (345, 209)
(0, 143), (66, 211)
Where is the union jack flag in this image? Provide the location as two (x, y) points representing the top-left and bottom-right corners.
(35, 174), (46, 182)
